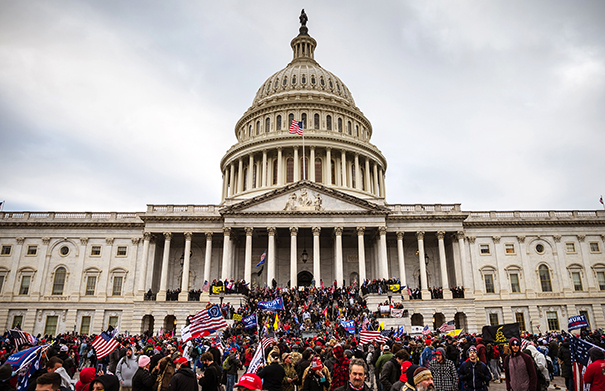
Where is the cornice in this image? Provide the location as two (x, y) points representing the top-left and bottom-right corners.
(464, 219), (605, 228)
(0, 221), (144, 229)
(139, 215), (223, 223)
(387, 214), (469, 222)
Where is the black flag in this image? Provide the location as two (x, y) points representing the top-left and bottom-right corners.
(482, 323), (520, 343)
(257, 266), (264, 276)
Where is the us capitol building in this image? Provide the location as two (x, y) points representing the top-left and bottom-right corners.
(1, 15), (604, 337)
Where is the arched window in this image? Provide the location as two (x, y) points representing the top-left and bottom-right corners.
(52, 267), (66, 295)
(331, 160), (336, 185)
(301, 113), (307, 129)
(256, 121), (260, 135)
(338, 118), (343, 132)
(283, 77), (287, 86)
(347, 121), (352, 135)
(326, 115), (332, 130)
(300, 157), (308, 180)
(248, 125), (252, 137)
(314, 114), (319, 129)
(315, 158), (322, 183)
(272, 159), (278, 185)
(265, 118), (270, 133)
(243, 168), (248, 191)
(539, 265), (552, 292)
(277, 115), (282, 131)
(356, 125), (359, 137)
(288, 113), (294, 128)
(286, 158), (294, 183)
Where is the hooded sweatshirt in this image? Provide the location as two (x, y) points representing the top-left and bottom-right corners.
(584, 347), (605, 390)
(168, 365), (198, 391)
(116, 354), (139, 387)
(76, 367), (97, 391)
(91, 375), (120, 391)
(504, 337), (536, 391)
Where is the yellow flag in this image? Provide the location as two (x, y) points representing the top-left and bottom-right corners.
(274, 314), (279, 330)
(378, 321), (385, 331)
(446, 329), (463, 337)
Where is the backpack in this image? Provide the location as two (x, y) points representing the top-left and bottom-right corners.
(492, 346), (500, 359)
(222, 357), (231, 370)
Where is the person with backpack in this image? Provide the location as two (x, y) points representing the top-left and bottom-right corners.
(223, 348), (242, 391)
(116, 347), (139, 391)
(524, 345), (550, 391)
(503, 338), (537, 391)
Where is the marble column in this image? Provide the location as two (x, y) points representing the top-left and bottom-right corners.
(221, 169), (228, 201)
(179, 232), (192, 301)
(262, 150), (268, 187)
(492, 236), (509, 297)
(229, 163), (235, 197)
(221, 228), (231, 280)
(377, 227), (389, 279)
(244, 228), (253, 284)
(294, 147), (300, 181)
(379, 167), (386, 198)
(553, 235), (572, 294)
(437, 231), (452, 299)
(577, 235), (598, 292)
(310, 147), (316, 182)
(341, 150), (347, 187)
(290, 227), (298, 287)
(517, 236), (535, 297)
(248, 155), (254, 190)
(373, 163), (379, 196)
(203, 233), (213, 286)
(157, 232), (172, 301)
(396, 232), (407, 293)
(237, 158), (244, 193)
(456, 232), (473, 298)
(354, 154), (361, 190)
(277, 148), (283, 185)
(364, 158), (371, 192)
(335, 227), (344, 287)
(267, 227), (276, 286)
(416, 231), (430, 299)
(357, 227), (366, 282)
(326, 148), (332, 185)
(313, 227), (321, 285)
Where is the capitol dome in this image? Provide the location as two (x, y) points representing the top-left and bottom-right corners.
(220, 15), (387, 204)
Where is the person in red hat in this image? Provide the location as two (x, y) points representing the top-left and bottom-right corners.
(234, 374), (262, 391)
(301, 358), (329, 391)
(167, 357), (197, 391)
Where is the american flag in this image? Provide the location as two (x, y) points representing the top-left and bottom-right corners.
(439, 320), (455, 333)
(261, 335), (277, 350)
(571, 334), (605, 391)
(189, 305), (228, 336)
(91, 332), (120, 359)
(359, 330), (388, 345)
(202, 280), (209, 292)
(422, 325), (431, 335)
(289, 120), (303, 135)
(9, 329), (37, 346)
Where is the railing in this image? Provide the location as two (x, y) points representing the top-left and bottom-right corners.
(386, 204), (462, 213)
(468, 210), (604, 219)
(146, 204), (219, 214)
(1, 211), (142, 221)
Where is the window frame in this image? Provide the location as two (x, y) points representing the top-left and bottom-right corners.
(488, 313), (499, 326)
(116, 246), (128, 257)
(1, 245), (12, 256)
(572, 271), (583, 291)
(112, 276), (123, 296)
(90, 246), (102, 257)
(51, 266), (67, 296)
(484, 274), (495, 294)
(12, 315), (23, 329)
(546, 311), (559, 331)
(590, 242), (601, 253)
(85, 275), (97, 296)
(515, 312), (527, 332)
(44, 315), (59, 336)
(538, 264), (553, 292)
(80, 316), (91, 335)
(479, 244), (490, 255)
(504, 243), (515, 255)
(26, 245), (38, 256)
(510, 273), (521, 293)
(566, 242), (576, 253)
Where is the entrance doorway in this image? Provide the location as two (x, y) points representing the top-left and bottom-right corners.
(297, 271), (313, 287)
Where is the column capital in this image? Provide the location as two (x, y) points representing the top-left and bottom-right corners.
(492, 236), (501, 243)
(456, 231), (465, 240)
(436, 231), (446, 240)
(310, 146), (315, 151)
(357, 227), (366, 236)
(396, 231), (404, 240)
(577, 234), (586, 242)
(467, 236), (476, 244)
(415, 231), (425, 240)
(277, 146), (283, 152)
(244, 227), (254, 236)
(378, 226), (387, 235)
(290, 227), (298, 236)
(131, 237), (141, 245)
(106, 237), (115, 245)
(42, 237), (51, 245)
(517, 235), (526, 243)
(143, 232), (152, 241)
(163, 232), (172, 241)
(184, 232), (193, 240)
(267, 227), (277, 236)
(312, 227), (321, 236)
(223, 227), (231, 236)
(354, 152), (359, 158)
(553, 234), (562, 243)
(205, 232), (213, 240)
(325, 146), (332, 152)
(16, 237), (25, 245)
(80, 237), (89, 245)
(334, 227), (344, 236)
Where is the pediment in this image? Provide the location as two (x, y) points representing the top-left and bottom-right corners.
(221, 181), (389, 215)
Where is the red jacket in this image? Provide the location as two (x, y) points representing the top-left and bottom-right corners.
(584, 359), (605, 390)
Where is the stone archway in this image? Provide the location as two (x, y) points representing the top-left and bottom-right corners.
(433, 313), (445, 331)
(164, 315), (176, 333)
(141, 315), (154, 336)
(411, 313), (424, 327)
(297, 271), (313, 287)
(455, 312), (467, 330)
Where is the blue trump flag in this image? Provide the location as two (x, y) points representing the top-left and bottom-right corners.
(242, 313), (258, 330)
(568, 315), (589, 331)
(256, 250), (266, 267)
(7, 344), (49, 391)
(258, 297), (285, 311)
(340, 320), (355, 334)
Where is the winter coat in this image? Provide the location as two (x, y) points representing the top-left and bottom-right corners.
(379, 358), (401, 391)
(458, 359), (491, 391)
(132, 368), (158, 391)
(198, 362), (221, 391)
(331, 345), (350, 391)
(168, 365), (198, 391)
(258, 361), (286, 391)
(116, 355), (140, 387)
(153, 357), (176, 391)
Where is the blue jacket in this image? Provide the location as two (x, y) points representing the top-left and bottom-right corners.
(458, 359), (491, 391)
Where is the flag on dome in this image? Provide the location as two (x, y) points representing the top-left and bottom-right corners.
(289, 120), (303, 135)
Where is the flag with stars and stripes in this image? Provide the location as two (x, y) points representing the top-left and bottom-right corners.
(359, 330), (388, 345)
(189, 304), (228, 336)
(91, 332), (120, 359)
(439, 320), (455, 333)
(289, 120), (303, 135)
(571, 334), (605, 391)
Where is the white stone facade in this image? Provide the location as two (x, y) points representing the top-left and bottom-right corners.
(1, 24), (605, 337)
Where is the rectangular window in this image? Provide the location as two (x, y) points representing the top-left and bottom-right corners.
(510, 273), (520, 293)
(590, 242), (600, 252)
(12, 315), (23, 329)
(80, 316), (91, 335)
(598, 271), (605, 291)
(44, 316), (58, 336)
(19, 276), (31, 295)
(572, 272), (583, 291)
(85, 276), (97, 296)
(27, 245), (38, 255)
(484, 274), (495, 293)
(480, 244), (490, 254)
(489, 313), (499, 326)
(112, 276), (123, 296)
(116, 246), (127, 257)
(108, 316), (119, 328)
(579, 310), (591, 329)
(515, 312), (526, 332)
(566, 243), (576, 253)
(91, 246), (101, 256)
(546, 311), (560, 331)
(1, 245), (11, 256)
(505, 244), (515, 254)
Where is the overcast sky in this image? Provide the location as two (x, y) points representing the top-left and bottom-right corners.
(1, 1), (604, 212)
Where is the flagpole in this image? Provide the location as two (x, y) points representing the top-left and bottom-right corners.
(302, 127), (306, 181)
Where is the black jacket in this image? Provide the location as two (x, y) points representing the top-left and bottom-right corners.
(334, 382), (371, 391)
(258, 362), (286, 391)
(199, 362), (221, 391)
(379, 358), (401, 391)
(132, 368), (158, 391)
(168, 365), (198, 391)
